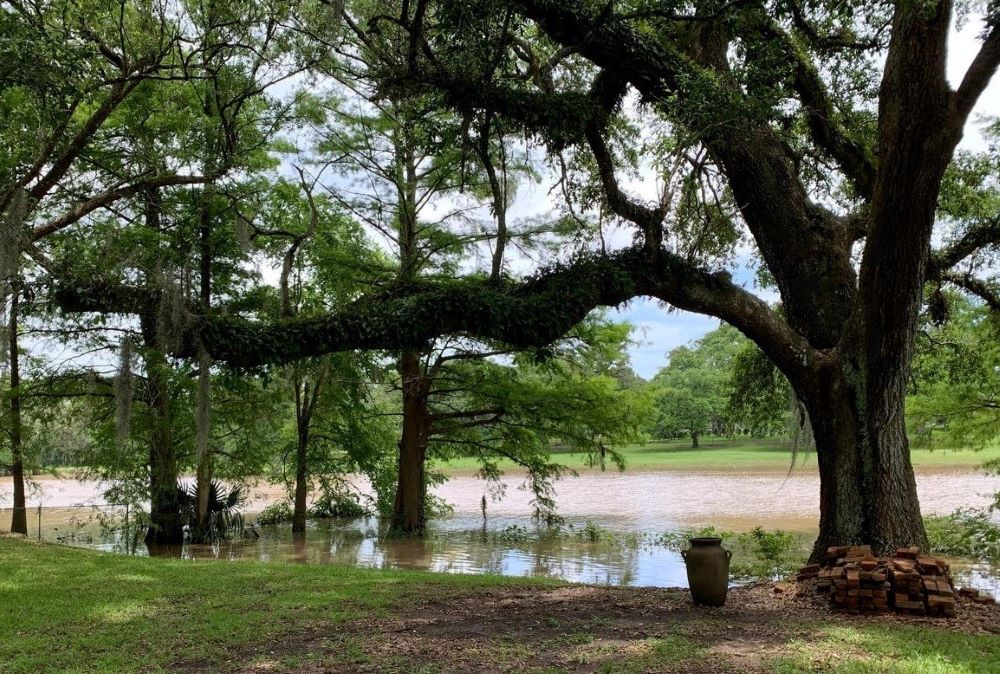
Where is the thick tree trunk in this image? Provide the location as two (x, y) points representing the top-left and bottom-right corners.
(803, 354), (926, 562)
(390, 350), (430, 535)
(805, 1), (961, 562)
(690, 431), (699, 449)
(7, 291), (26, 535)
(144, 349), (183, 545)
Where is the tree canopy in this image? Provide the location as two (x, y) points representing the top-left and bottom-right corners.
(650, 325), (744, 445)
(2, 0), (1000, 556)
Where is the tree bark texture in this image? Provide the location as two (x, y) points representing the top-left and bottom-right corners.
(390, 350), (431, 534)
(143, 347), (183, 545)
(802, 353), (926, 562)
(7, 291), (26, 535)
(292, 378), (314, 534)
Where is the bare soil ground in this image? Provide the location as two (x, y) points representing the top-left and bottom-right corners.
(181, 582), (1000, 674)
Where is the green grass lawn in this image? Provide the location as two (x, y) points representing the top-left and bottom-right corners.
(0, 537), (556, 673)
(435, 438), (1000, 474)
(2, 538), (998, 673)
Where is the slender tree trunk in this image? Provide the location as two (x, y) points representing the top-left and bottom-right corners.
(143, 347), (183, 545)
(277, 185), (321, 536)
(292, 379), (310, 534)
(690, 431), (699, 449)
(292, 425), (309, 533)
(391, 350), (430, 535)
(7, 290), (26, 535)
(389, 136), (432, 535)
(194, 352), (212, 538)
(193, 191), (213, 539)
(476, 115), (508, 283)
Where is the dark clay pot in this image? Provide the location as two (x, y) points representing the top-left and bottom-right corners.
(682, 537), (732, 606)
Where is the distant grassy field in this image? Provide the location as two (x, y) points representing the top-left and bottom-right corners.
(435, 437), (1000, 474)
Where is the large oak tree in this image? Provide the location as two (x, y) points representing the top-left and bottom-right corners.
(48, 0), (1000, 560)
(367, 0), (1000, 559)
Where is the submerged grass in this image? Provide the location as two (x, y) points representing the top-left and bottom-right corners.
(451, 520), (811, 581)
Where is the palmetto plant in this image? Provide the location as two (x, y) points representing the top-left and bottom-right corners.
(177, 481), (258, 543)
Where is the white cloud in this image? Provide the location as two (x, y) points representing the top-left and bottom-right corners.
(612, 299), (723, 378)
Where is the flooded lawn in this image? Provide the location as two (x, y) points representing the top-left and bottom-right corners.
(2, 468), (998, 598)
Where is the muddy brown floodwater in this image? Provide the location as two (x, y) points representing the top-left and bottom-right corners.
(4, 468), (997, 530)
(2, 468), (998, 597)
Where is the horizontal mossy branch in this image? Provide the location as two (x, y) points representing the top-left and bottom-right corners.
(52, 245), (813, 380)
(382, 71), (600, 149)
(194, 248), (658, 365)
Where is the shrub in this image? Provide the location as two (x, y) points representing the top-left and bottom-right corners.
(256, 500), (293, 525)
(654, 526), (735, 549)
(732, 527), (798, 580)
(494, 524), (531, 544)
(580, 520), (605, 543)
(655, 525), (803, 581)
(925, 508), (1000, 561)
(177, 481), (258, 542)
(307, 489), (369, 519)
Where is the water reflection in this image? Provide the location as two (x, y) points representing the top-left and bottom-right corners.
(116, 517), (680, 587)
(8, 470), (999, 598)
(9, 509), (992, 599)
(957, 561), (1000, 600)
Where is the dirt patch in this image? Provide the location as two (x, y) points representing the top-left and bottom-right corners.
(173, 581), (1000, 673)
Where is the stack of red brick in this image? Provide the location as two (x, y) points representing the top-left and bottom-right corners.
(889, 547), (953, 616)
(796, 545), (959, 616)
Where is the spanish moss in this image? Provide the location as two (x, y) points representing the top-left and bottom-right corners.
(114, 336), (136, 446)
(154, 266), (190, 353)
